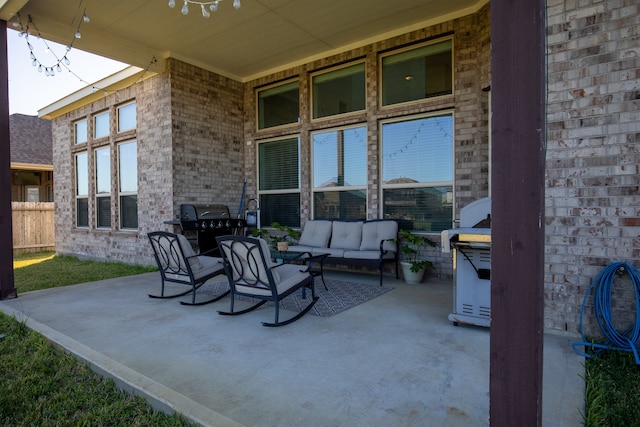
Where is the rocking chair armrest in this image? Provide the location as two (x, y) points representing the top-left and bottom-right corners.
(198, 247), (219, 257)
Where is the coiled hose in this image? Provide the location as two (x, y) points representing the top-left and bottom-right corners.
(573, 262), (640, 365)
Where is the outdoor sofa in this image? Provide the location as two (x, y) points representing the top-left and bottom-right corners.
(287, 219), (399, 286)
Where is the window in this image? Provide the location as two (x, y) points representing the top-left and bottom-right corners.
(257, 81), (299, 130)
(118, 102), (136, 132)
(257, 137), (300, 227)
(75, 152), (89, 227)
(312, 125), (367, 220)
(381, 38), (453, 106)
(312, 62), (365, 119)
(381, 113), (454, 232)
(118, 141), (138, 229)
(74, 120), (88, 144)
(95, 147), (111, 228)
(94, 111), (110, 139)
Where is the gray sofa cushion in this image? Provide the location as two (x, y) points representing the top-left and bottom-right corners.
(330, 221), (363, 250)
(298, 220), (332, 248)
(359, 220), (398, 253)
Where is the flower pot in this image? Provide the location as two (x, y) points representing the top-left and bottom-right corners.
(277, 241), (289, 251)
(400, 261), (425, 285)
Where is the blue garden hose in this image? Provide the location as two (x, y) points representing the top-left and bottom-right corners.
(573, 262), (640, 366)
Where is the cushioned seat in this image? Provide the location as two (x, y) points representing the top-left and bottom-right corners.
(147, 231), (228, 305)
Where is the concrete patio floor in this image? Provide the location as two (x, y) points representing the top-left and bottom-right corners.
(0, 270), (584, 426)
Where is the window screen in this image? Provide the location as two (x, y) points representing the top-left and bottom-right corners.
(381, 113), (454, 232)
(312, 63), (365, 119)
(381, 39), (453, 106)
(258, 137), (300, 227)
(312, 125), (367, 220)
(257, 81), (299, 130)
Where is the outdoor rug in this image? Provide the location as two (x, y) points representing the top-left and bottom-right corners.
(200, 278), (394, 318)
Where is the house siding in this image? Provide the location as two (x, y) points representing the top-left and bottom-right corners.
(545, 0), (640, 334)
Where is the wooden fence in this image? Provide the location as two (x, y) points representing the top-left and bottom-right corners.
(12, 202), (55, 254)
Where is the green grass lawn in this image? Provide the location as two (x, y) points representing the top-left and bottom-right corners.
(1, 252), (194, 426)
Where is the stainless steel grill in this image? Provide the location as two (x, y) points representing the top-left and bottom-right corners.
(442, 197), (491, 328)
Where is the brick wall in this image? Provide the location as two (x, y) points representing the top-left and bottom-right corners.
(546, 0), (640, 334)
(53, 62), (244, 266)
(243, 3), (492, 280)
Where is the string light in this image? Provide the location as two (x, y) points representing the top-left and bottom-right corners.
(12, 8), (157, 98)
(12, 9), (90, 78)
(169, 0), (241, 18)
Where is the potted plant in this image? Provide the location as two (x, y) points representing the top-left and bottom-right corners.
(396, 229), (437, 284)
(252, 222), (300, 251)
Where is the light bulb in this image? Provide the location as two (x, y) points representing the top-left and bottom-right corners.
(210, 2), (218, 12)
(18, 31), (24, 37)
(181, 1), (189, 15)
(83, 12), (90, 23)
(32, 59), (37, 66)
(49, 68), (55, 76)
(66, 45), (72, 51)
(56, 64), (62, 72)
(233, 0), (241, 9)
(38, 64), (43, 73)
(30, 52), (35, 60)
(201, 4), (210, 18)
(168, 0), (175, 8)
(45, 68), (50, 76)
(63, 56), (70, 65)
(75, 29), (81, 38)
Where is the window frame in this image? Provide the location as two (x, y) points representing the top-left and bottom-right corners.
(117, 140), (138, 230)
(256, 79), (300, 131)
(380, 112), (455, 233)
(310, 61), (366, 121)
(75, 151), (89, 228)
(74, 119), (88, 145)
(311, 124), (368, 220)
(94, 111), (110, 139)
(94, 146), (111, 229)
(379, 37), (454, 108)
(256, 135), (301, 228)
(117, 102), (137, 133)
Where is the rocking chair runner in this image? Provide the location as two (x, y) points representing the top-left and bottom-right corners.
(147, 231), (229, 305)
(215, 235), (318, 327)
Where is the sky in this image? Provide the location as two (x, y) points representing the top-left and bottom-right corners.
(7, 28), (128, 116)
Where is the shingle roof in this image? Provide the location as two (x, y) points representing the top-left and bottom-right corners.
(9, 113), (53, 166)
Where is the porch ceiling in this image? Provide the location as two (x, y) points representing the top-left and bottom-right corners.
(1, 0), (483, 82)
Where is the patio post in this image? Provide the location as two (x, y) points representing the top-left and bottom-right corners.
(490, 0), (546, 425)
(0, 21), (17, 300)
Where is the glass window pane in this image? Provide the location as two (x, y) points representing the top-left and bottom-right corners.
(76, 198), (88, 227)
(259, 193), (300, 228)
(258, 137), (299, 191)
(118, 141), (137, 193)
(382, 114), (453, 233)
(382, 39), (452, 106)
(75, 152), (88, 196)
(312, 63), (365, 119)
(383, 187), (453, 232)
(382, 115), (453, 184)
(313, 126), (367, 187)
(258, 81), (299, 129)
(96, 196), (111, 228)
(75, 120), (87, 144)
(95, 147), (111, 194)
(94, 111), (110, 138)
(120, 195), (138, 229)
(314, 190), (366, 220)
(118, 103), (136, 132)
